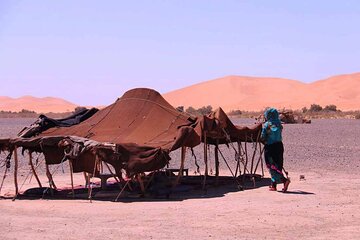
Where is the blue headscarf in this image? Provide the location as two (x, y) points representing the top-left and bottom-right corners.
(264, 108), (281, 126)
(261, 108), (282, 144)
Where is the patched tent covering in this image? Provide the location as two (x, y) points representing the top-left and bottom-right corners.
(1, 88), (262, 176)
(40, 88), (201, 150)
(195, 108), (262, 145)
(17, 107), (99, 138)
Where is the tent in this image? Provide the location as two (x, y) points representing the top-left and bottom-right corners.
(0, 88), (263, 198)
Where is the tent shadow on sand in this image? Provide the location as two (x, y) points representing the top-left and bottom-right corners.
(2, 175), (314, 202)
(4, 176), (281, 202)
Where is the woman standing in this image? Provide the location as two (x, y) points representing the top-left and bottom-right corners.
(261, 108), (290, 192)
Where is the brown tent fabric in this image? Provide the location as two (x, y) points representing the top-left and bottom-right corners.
(2, 88), (262, 177)
(7, 88), (201, 175)
(40, 88), (200, 150)
(195, 107), (262, 145)
(0, 138), (11, 152)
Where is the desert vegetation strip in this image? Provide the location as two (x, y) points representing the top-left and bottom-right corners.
(180, 104), (360, 119)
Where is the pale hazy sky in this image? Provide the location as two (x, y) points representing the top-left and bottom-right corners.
(1, 1), (360, 106)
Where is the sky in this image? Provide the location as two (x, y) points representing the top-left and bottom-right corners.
(1, 0), (360, 106)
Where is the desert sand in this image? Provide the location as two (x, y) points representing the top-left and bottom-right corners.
(0, 96), (77, 113)
(163, 72), (360, 112)
(1, 118), (360, 239)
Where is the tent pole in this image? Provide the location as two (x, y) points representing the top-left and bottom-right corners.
(238, 141), (242, 176)
(202, 131), (208, 190)
(12, 146), (19, 200)
(235, 141), (241, 177)
(84, 172), (90, 188)
(254, 144), (265, 175)
(0, 166), (8, 196)
(89, 153), (99, 202)
(244, 138), (248, 171)
(250, 141), (257, 175)
(87, 171), (91, 199)
(260, 145), (265, 176)
(115, 180), (129, 202)
(103, 162), (121, 183)
(46, 164), (57, 190)
(250, 131), (261, 175)
(217, 147), (243, 189)
(100, 160), (104, 174)
(29, 151), (42, 188)
(242, 137), (249, 183)
(0, 160), (9, 195)
(69, 159), (75, 198)
(174, 146), (186, 187)
(137, 174), (145, 195)
(215, 140), (219, 186)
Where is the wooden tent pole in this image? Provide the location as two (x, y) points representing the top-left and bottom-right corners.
(89, 153), (99, 202)
(250, 131), (261, 175)
(174, 146), (186, 187)
(28, 151), (42, 188)
(84, 172), (90, 188)
(0, 165), (8, 196)
(215, 140), (219, 186)
(260, 145), (265, 176)
(115, 180), (129, 202)
(99, 159), (105, 175)
(103, 162), (121, 183)
(250, 141), (257, 175)
(137, 174), (145, 195)
(69, 159), (75, 198)
(202, 131), (208, 189)
(244, 138), (248, 172)
(235, 141), (241, 177)
(46, 164), (57, 190)
(254, 144), (265, 175)
(13, 146), (19, 200)
(242, 137), (249, 183)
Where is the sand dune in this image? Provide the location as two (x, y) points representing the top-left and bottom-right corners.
(0, 96), (77, 113)
(1, 73), (359, 113)
(163, 73), (360, 111)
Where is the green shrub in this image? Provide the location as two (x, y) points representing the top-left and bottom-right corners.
(185, 106), (197, 115)
(197, 105), (213, 115)
(185, 105), (213, 116)
(309, 104), (323, 112)
(324, 104), (337, 112)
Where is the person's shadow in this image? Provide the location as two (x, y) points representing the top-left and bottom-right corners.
(281, 190), (314, 195)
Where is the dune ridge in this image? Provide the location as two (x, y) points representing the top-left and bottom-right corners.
(163, 72), (360, 111)
(1, 73), (359, 113)
(0, 96), (77, 113)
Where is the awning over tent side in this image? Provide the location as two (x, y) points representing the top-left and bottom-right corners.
(195, 107), (262, 145)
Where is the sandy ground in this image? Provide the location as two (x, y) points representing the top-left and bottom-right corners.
(1, 118), (360, 239)
(1, 171), (359, 240)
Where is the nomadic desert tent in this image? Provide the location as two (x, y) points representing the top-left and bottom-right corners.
(0, 88), (263, 198)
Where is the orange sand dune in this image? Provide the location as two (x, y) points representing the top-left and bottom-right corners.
(0, 96), (77, 113)
(163, 73), (360, 111)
